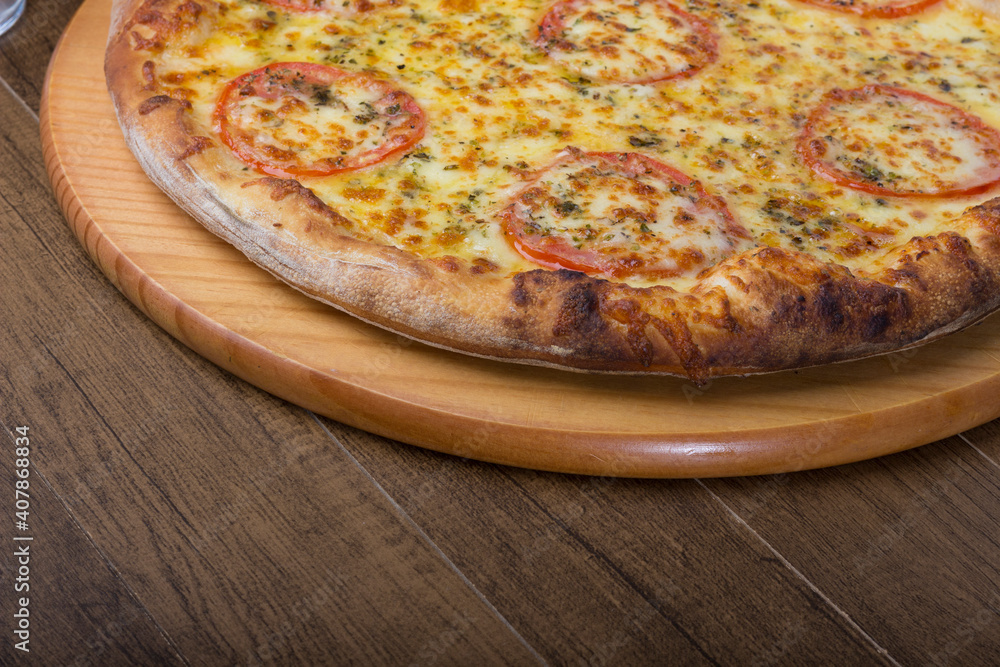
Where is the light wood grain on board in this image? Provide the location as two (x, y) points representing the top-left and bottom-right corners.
(41, 0), (1000, 476)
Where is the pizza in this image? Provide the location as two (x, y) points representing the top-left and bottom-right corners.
(105, 0), (1000, 382)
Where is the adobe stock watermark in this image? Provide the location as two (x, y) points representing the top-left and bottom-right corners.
(10, 425), (33, 654)
(518, 496), (593, 565)
(883, 347), (920, 373)
(680, 377), (715, 404)
(401, 403), (518, 514)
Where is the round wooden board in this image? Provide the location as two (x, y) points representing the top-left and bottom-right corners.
(40, 0), (1000, 477)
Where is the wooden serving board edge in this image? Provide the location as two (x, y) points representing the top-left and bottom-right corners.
(36, 0), (1000, 477)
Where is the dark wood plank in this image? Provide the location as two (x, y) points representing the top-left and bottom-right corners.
(706, 438), (1000, 665)
(961, 420), (1000, 465)
(0, 424), (184, 666)
(325, 418), (890, 665)
(1, 81), (539, 664)
(0, 0), (85, 113)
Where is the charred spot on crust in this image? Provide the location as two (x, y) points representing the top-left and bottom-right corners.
(511, 270), (578, 307)
(744, 244), (918, 340)
(512, 269), (591, 309)
(814, 283), (846, 332)
(552, 282), (602, 338)
(536, 271), (716, 378)
(510, 273), (535, 308)
(243, 177), (352, 228)
(507, 270), (644, 364)
(769, 292), (810, 326)
(811, 279), (910, 338)
(863, 309), (892, 340)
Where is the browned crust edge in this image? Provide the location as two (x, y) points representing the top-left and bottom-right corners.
(104, 0), (1000, 382)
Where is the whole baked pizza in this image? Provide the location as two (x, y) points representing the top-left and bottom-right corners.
(105, 0), (1000, 381)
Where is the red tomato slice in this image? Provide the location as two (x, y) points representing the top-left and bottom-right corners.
(214, 62), (425, 178)
(536, 0), (718, 85)
(796, 0), (942, 18)
(797, 84), (1000, 198)
(499, 149), (751, 280)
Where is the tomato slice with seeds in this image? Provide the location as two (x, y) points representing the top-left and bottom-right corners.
(796, 0), (942, 18)
(797, 84), (1000, 198)
(536, 0), (718, 85)
(214, 62), (425, 178)
(499, 149), (752, 281)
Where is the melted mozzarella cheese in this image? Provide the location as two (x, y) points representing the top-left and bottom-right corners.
(805, 85), (1000, 194)
(542, 0), (712, 83)
(230, 81), (392, 159)
(147, 0), (1000, 289)
(509, 155), (752, 278)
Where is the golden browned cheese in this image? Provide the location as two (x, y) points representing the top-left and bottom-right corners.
(106, 0), (1000, 379)
(121, 0), (1000, 286)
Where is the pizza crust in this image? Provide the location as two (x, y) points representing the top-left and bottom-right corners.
(105, 0), (1000, 382)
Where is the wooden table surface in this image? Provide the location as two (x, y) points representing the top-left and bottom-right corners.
(3, 1), (1000, 664)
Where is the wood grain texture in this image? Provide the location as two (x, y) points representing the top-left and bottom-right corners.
(1, 41), (540, 666)
(40, 0), (1000, 477)
(962, 419), (1000, 462)
(707, 440), (1000, 664)
(0, 425), (184, 666)
(327, 418), (891, 665)
(2, 0), (1000, 663)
